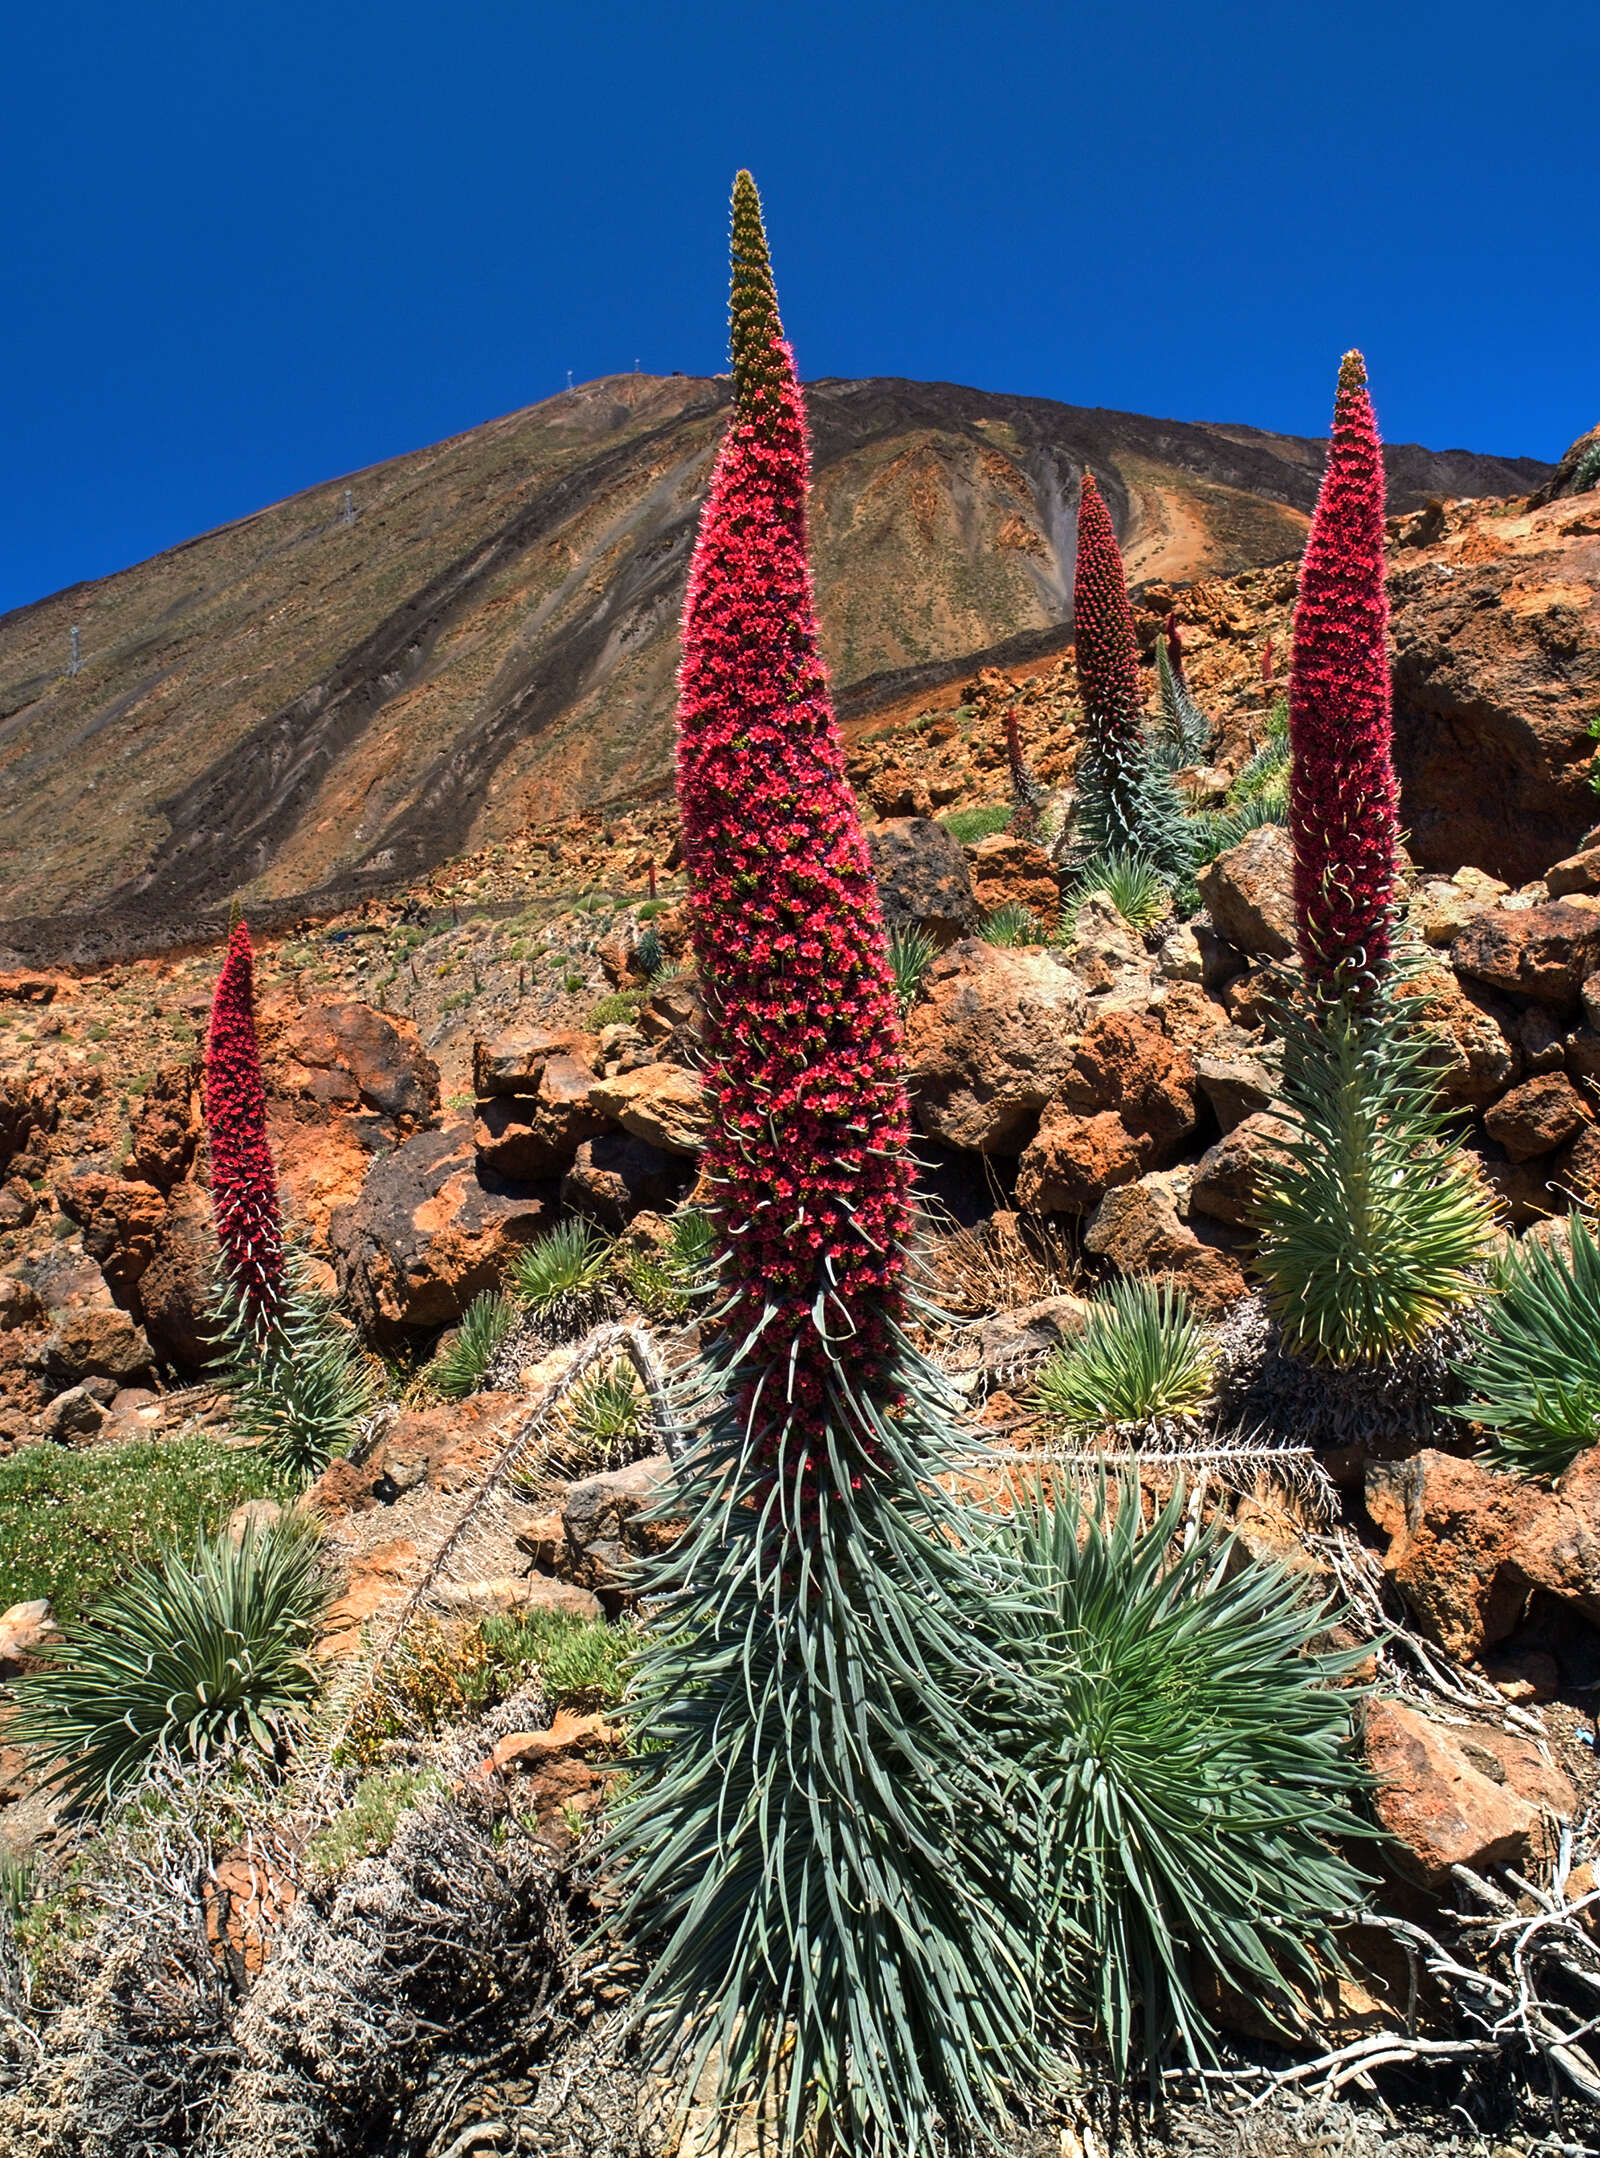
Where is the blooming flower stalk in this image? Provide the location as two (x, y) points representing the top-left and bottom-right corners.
(204, 921), (283, 1328)
(612, 172), (1045, 2156)
(1004, 707), (1044, 835)
(675, 169), (914, 1464)
(1288, 351), (1399, 1000)
(1072, 474), (1191, 878)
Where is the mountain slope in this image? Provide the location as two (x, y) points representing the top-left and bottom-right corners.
(0, 373), (1548, 957)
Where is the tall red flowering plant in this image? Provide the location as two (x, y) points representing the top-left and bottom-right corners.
(673, 171), (913, 1462)
(1287, 351), (1398, 1002)
(1071, 474), (1191, 878)
(204, 921), (283, 1330)
(611, 173), (1044, 2157)
(203, 921), (373, 1476)
(1252, 352), (1491, 1363)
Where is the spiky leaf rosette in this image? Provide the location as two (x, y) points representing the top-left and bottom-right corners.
(210, 1251), (377, 1480)
(204, 921), (283, 1331)
(1452, 1213), (1600, 1477)
(1007, 1477), (1373, 2078)
(1153, 631), (1211, 770)
(610, 172), (1048, 2154)
(1251, 989), (1494, 1367)
(1071, 476), (1192, 882)
(1288, 353), (1399, 1002)
(10, 1517), (326, 1806)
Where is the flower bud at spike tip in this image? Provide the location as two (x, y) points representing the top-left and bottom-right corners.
(1288, 349), (1399, 1001)
(204, 921), (283, 1327)
(675, 173), (913, 1484)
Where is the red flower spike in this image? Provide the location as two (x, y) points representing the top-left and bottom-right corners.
(1073, 473), (1147, 810)
(1164, 611), (1186, 682)
(204, 921), (284, 1325)
(1288, 351), (1399, 1001)
(675, 172), (913, 1485)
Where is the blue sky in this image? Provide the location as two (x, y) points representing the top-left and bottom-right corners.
(3, 0), (1596, 614)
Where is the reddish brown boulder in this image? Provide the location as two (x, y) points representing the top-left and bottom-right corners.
(1081, 1173), (1248, 1313)
(38, 1304), (153, 1388)
(315, 1538), (421, 1661)
(967, 832), (1060, 931)
(329, 1125), (548, 1338)
(1151, 978), (1231, 1056)
(0, 972), (61, 1002)
(123, 1179), (215, 1366)
(474, 1026), (599, 1099)
(1364, 1697), (1575, 1891)
(561, 1453), (683, 1596)
(868, 817), (979, 948)
(1015, 1010), (1198, 1216)
(1483, 1071), (1591, 1159)
(905, 941), (1087, 1153)
(1414, 969), (1521, 1110)
(309, 1391), (520, 1516)
(53, 1173), (167, 1298)
(126, 1062), (200, 1190)
(1193, 1034), (1282, 1132)
(1365, 1447), (1600, 1661)
(562, 1133), (686, 1228)
(1451, 901), (1600, 1009)
(475, 1053), (611, 1178)
(1060, 1008), (1197, 1148)
(587, 1064), (708, 1157)
(1390, 497), (1600, 884)
(1546, 846), (1600, 899)
(275, 1002), (440, 1129)
(1060, 894), (1156, 1005)
(1015, 1108), (1143, 1215)
(1195, 824), (1296, 960)
(1189, 1111), (1298, 1228)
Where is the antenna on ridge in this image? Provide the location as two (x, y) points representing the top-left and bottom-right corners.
(566, 370), (574, 393)
(68, 626), (81, 677)
(342, 488), (355, 526)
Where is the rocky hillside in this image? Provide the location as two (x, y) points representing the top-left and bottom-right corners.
(0, 374), (1548, 961)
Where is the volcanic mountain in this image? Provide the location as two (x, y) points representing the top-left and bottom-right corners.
(0, 372), (1548, 958)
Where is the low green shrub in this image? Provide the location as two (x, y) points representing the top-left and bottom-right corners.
(482, 1607), (634, 1712)
(590, 989), (646, 1029)
(940, 802), (1010, 845)
(303, 1767), (445, 1878)
(565, 1363), (649, 1462)
(1028, 1277), (1215, 1435)
(978, 901), (1041, 947)
(340, 1610), (632, 1762)
(429, 1291), (517, 1400)
(1061, 849), (1169, 930)
(11, 1520), (328, 1805)
(887, 922), (938, 1012)
(508, 1219), (613, 1336)
(1453, 1215), (1600, 1477)
(1005, 1479), (1372, 2074)
(0, 1433), (287, 1624)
